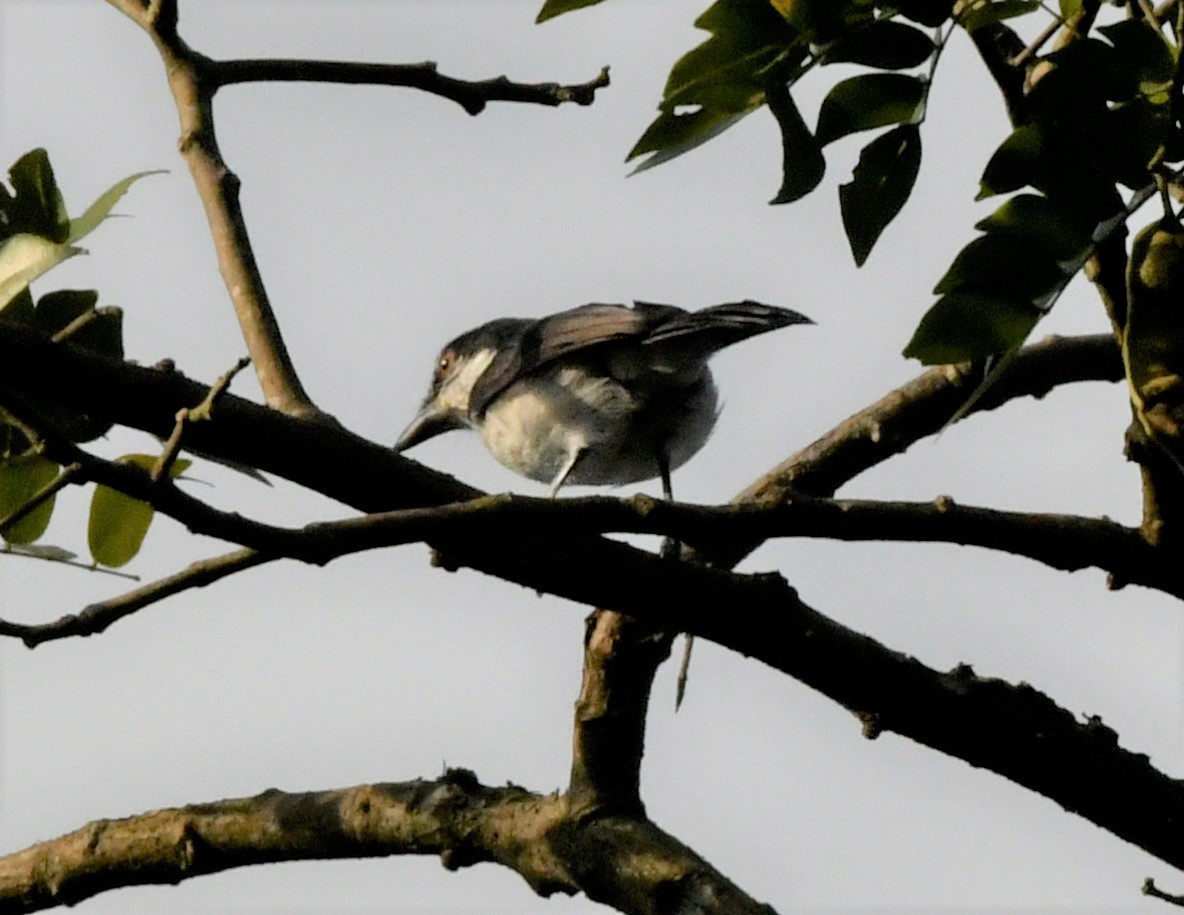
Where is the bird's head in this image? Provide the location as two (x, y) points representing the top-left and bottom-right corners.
(393, 318), (525, 453)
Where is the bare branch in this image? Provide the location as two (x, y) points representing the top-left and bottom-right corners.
(1146, 878), (1184, 907)
(0, 772), (777, 915)
(152, 356), (250, 482)
(0, 547), (271, 648)
(105, 9), (318, 416)
(568, 610), (673, 817)
(2, 328), (1180, 873)
(216, 60), (611, 115)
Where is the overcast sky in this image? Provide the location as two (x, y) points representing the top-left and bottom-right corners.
(2, 2), (1181, 913)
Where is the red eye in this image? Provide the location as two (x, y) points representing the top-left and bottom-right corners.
(436, 350), (455, 377)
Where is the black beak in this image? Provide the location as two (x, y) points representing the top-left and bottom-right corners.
(393, 404), (467, 452)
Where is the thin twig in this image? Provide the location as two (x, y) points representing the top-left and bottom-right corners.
(152, 356), (250, 482)
(0, 462), (83, 534)
(0, 547), (270, 648)
(0, 545), (140, 581)
(50, 307), (119, 344)
(1145, 878), (1184, 907)
(216, 60), (611, 116)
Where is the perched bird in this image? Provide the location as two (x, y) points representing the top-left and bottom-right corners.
(393, 300), (812, 499)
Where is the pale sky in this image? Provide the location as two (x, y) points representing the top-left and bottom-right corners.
(1, 2), (1180, 913)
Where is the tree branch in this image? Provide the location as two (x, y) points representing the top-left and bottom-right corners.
(0, 547), (271, 648)
(216, 59), (610, 115)
(0, 771), (776, 915)
(568, 610), (673, 817)
(6, 327), (1178, 874)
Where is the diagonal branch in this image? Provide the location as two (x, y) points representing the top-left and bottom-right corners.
(0, 771), (776, 915)
(0, 547), (271, 648)
(104, 2), (609, 418)
(105, 1), (318, 418)
(216, 59), (611, 115)
(3, 329), (1180, 872)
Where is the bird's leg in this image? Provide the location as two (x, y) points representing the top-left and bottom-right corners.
(656, 452), (695, 709)
(548, 446), (588, 498)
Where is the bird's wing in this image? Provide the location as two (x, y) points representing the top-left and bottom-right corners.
(468, 302), (684, 415)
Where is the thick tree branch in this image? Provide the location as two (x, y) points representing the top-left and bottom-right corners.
(5, 327), (1179, 875)
(216, 59), (611, 115)
(0, 771), (776, 915)
(568, 610), (673, 817)
(696, 333), (1123, 574)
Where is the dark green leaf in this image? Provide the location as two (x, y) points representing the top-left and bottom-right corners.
(87, 455), (190, 568)
(6, 149), (69, 243)
(978, 124), (1043, 199)
(839, 124), (922, 265)
(974, 194), (1095, 260)
(0, 287), (35, 326)
(816, 73), (926, 146)
(629, 108), (757, 172)
(535, 0), (609, 23)
(933, 235), (1066, 303)
(768, 87), (825, 204)
(0, 453), (59, 544)
(34, 290), (123, 358)
(1098, 19), (1175, 96)
(667, 0), (797, 101)
(823, 20), (935, 70)
(896, 0), (955, 27)
(903, 290), (1043, 363)
(958, 0), (1040, 33)
(1105, 97), (1171, 189)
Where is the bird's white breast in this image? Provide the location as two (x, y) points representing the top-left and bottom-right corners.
(478, 364), (718, 488)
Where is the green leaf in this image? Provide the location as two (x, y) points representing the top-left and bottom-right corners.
(933, 235), (1066, 301)
(87, 454), (190, 568)
(0, 453), (59, 545)
(629, 107), (758, 172)
(88, 482), (155, 568)
(768, 87), (825, 204)
(977, 124), (1043, 199)
(535, 0), (609, 22)
(66, 170), (165, 244)
(628, 0), (807, 173)
(0, 233), (84, 311)
(1098, 19), (1176, 96)
(5, 149), (69, 243)
(974, 194), (1095, 261)
(666, 0), (797, 101)
(822, 20), (935, 70)
(896, 0), (955, 27)
(20, 289), (122, 443)
(0, 287), (35, 326)
(816, 73), (926, 146)
(839, 124), (922, 265)
(904, 290), (1043, 363)
(958, 0), (1041, 33)
(34, 289), (123, 358)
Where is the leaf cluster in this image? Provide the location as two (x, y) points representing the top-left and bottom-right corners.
(540, 0), (1184, 366)
(0, 149), (166, 567)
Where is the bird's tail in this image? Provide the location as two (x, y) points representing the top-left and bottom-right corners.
(643, 300), (813, 351)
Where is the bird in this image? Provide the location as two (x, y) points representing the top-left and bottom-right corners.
(393, 299), (813, 500)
